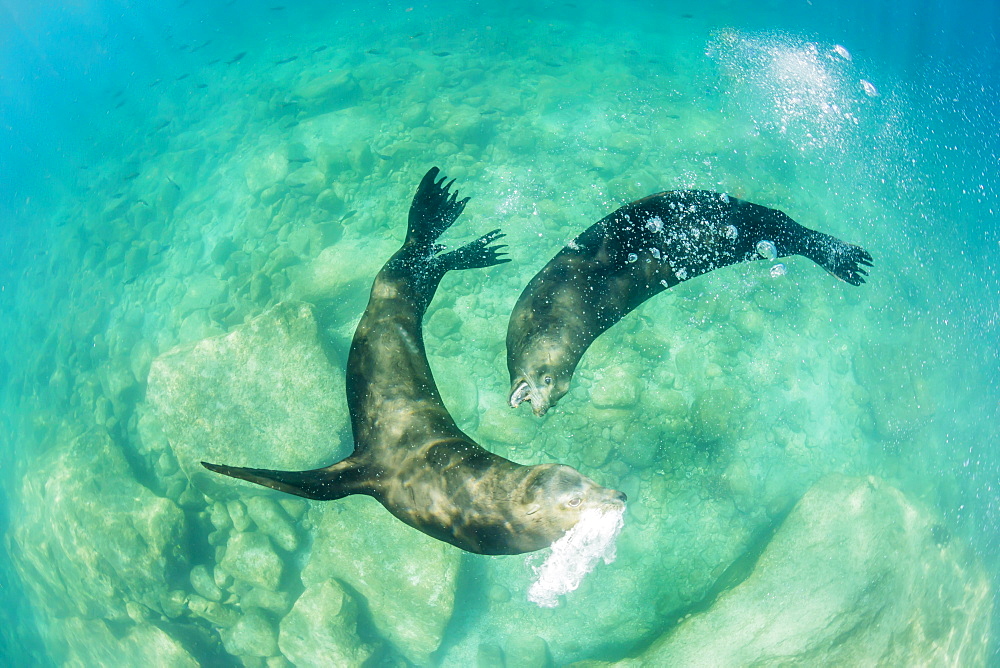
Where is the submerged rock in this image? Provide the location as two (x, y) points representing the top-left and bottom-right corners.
(600, 475), (993, 666)
(50, 616), (198, 667)
(11, 429), (186, 624)
(221, 608), (279, 659)
(220, 531), (284, 591)
(302, 497), (460, 665)
(279, 579), (375, 667)
(145, 301), (350, 486)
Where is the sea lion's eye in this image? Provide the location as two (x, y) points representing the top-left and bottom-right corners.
(568, 497), (582, 507)
(544, 376), (553, 385)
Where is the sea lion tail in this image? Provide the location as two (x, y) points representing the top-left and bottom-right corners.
(406, 166), (471, 247)
(201, 458), (368, 500)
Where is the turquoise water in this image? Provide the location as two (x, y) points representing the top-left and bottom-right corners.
(1, 0), (997, 665)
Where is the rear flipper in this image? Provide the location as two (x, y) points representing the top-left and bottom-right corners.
(406, 167), (471, 247)
(801, 231), (873, 286)
(201, 459), (367, 501)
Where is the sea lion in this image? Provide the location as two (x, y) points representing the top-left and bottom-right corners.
(507, 189), (873, 416)
(204, 168), (625, 555)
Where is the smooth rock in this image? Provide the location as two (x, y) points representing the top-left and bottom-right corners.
(246, 496), (299, 552)
(220, 531), (284, 591)
(146, 301), (350, 483)
(303, 497), (460, 665)
(599, 475), (993, 666)
(222, 608), (279, 659)
(279, 579), (374, 668)
(50, 617), (198, 668)
(11, 429), (186, 623)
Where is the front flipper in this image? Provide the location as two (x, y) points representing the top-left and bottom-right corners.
(434, 228), (511, 271)
(804, 232), (873, 286)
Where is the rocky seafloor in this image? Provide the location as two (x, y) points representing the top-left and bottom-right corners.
(1, 10), (995, 667)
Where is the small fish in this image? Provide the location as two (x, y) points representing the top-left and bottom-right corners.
(410, 32), (424, 38)
(312, 45), (328, 53)
(288, 157), (311, 163)
(283, 121), (300, 129)
(433, 51), (451, 57)
(275, 56), (298, 65)
(166, 176), (181, 190)
(176, 73), (190, 81)
(155, 120), (171, 131)
(207, 59), (220, 66)
(123, 172), (140, 181)
(481, 109), (498, 115)
(225, 52), (246, 65)
(270, 5), (285, 9)
(196, 83), (208, 89)
(366, 48), (383, 55)
(178, 43), (190, 52)
(681, 13), (694, 19)
(376, 153), (391, 160)
(112, 193), (125, 199)
(112, 88), (125, 99)
(149, 79), (162, 87)
(114, 100), (126, 109)
(137, 199), (150, 207)
(190, 40), (212, 53)
(289, 183), (306, 188)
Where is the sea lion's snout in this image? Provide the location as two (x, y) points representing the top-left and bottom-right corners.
(509, 378), (551, 416)
(596, 487), (627, 511)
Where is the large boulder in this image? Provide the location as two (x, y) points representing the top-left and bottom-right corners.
(595, 475), (993, 666)
(49, 617), (198, 668)
(302, 497), (461, 666)
(279, 578), (375, 667)
(146, 301), (351, 488)
(10, 429), (187, 624)
(11, 429), (187, 652)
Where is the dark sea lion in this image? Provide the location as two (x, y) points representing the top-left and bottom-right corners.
(203, 168), (625, 555)
(507, 189), (873, 416)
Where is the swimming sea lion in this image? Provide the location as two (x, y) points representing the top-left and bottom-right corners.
(204, 168), (625, 555)
(507, 189), (873, 416)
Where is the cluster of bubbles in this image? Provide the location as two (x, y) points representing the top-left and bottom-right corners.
(708, 31), (879, 152)
(527, 505), (626, 608)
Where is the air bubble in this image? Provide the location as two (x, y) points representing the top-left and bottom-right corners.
(650, 248), (661, 260)
(770, 263), (786, 278)
(627, 252), (638, 263)
(724, 225), (738, 240)
(756, 240), (777, 260)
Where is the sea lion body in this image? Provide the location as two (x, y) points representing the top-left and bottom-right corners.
(205, 168), (625, 555)
(507, 190), (873, 416)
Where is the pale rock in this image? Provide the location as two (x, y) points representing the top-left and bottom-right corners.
(302, 497), (460, 665)
(279, 579), (374, 667)
(599, 475), (993, 667)
(145, 301), (350, 483)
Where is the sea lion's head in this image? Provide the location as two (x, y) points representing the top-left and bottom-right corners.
(505, 463), (626, 554)
(510, 366), (569, 417)
(508, 352), (574, 417)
